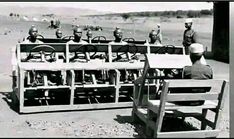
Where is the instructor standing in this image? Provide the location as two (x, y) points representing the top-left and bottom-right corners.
(182, 18), (198, 55)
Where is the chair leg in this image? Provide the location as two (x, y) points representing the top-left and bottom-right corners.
(201, 109), (208, 130)
(132, 108), (141, 124)
(181, 117), (185, 122)
(146, 109), (154, 137)
(146, 124), (154, 137)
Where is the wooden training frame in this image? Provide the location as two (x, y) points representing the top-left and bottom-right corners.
(132, 54), (228, 138)
(12, 42), (186, 113)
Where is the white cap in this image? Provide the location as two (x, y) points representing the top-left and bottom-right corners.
(157, 23), (161, 27)
(189, 43), (204, 53)
(185, 18), (193, 23)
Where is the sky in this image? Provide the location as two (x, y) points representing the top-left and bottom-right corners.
(0, 2), (213, 13)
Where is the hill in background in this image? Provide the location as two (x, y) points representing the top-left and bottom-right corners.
(0, 4), (108, 17)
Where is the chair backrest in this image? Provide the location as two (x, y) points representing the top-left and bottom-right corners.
(157, 79), (228, 133)
(161, 79), (227, 103)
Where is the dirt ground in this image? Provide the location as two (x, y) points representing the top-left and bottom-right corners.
(0, 15), (229, 138)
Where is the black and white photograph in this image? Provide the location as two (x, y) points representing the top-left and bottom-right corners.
(0, 1), (230, 138)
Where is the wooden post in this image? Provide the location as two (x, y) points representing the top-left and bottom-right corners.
(211, 2), (229, 63)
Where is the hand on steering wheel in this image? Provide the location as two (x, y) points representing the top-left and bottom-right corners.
(26, 34), (44, 40)
(62, 35), (74, 40)
(122, 37), (135, 42)
(154, 44), (176, 54)
(25, 45), (56, 62)
(115, 43), (138, 62)
(92, 36), (106, 43)
(70, 44), (98, 62)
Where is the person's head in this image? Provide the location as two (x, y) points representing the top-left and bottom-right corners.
(149, 30), (158, 44)
(185, 18), (193, 29)
(73, 27), (83, 41)
(86, 29), (92, 39)
(55, 29), (62, 38)
(51, 20), (54, 25)
(157, 24), (161, 29)
(28, 25), (38, 40)
(189, 43), (204, 63)
(113, 27), (123, 42)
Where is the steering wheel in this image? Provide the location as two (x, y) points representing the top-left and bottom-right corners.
(154, 44), (176, 54)
(164, 45), (176, 54)
(26, 34), (44, 40)
(70, 44), (98, 62)
(61, 35), (74, 40)
(115, 43), (138, 62)
(25, 45), (56, 62)
(122, 37), (135, 43)
(92, 36), (106, 43)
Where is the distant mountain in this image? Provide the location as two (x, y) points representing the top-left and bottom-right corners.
(0, 4), (108, 17)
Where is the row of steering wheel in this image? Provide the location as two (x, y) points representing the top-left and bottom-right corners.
(24, 35), (176, 62)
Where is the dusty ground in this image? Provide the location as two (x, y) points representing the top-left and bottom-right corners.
(0, 15), (229, 138)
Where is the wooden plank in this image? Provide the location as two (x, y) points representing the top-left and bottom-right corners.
(165, 79), (224, 88)
(19, 69), (25, 112)
(154, 81), (169, 134)
(19, 102), (133, 113)
(148, 100), (217, 113)
(156, 130), (220, 138)
(24, 85), (70, 91)
(66, 43), (69, 63)
(135, 108), (148, 123)
(146, 54), (192, 69)
(19, 62), (145, 71)
(75, 84), (115, 88)
(114, 69), (121, 103)
(70, 70), (75, 105)
(17, 44), (21, 64)
(136, 61), (149, 106)
(107, 44), (112, 63)
(213, 80), (228, 129)
(166, 93), (219, 101)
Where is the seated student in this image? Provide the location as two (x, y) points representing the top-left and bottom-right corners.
(109, 27), (129, 83)
(67, 27), (88, 44)
(144, 29), (162, 46)
(55, 29), (63, 39)
(109, 27), (127, 45)
(183, 43), (213, 79)
(22, 25), (43, 44)
(67, 27), (89, 61)
(12, 25), (43, 88)
(67, 27), (90, 84)
(173, 43), (213, 106)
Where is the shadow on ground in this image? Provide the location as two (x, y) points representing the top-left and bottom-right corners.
(0, 92), (19, 113)
(114, 114), (198, 138)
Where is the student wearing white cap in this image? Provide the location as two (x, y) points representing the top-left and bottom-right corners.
(182, 43), (212, 79)
(182, 18), (198, 55)
(170, 43), (213, 106)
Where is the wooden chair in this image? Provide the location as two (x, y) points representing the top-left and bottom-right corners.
(132, 54), (228, 138)
(146, 79), (228, 138)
